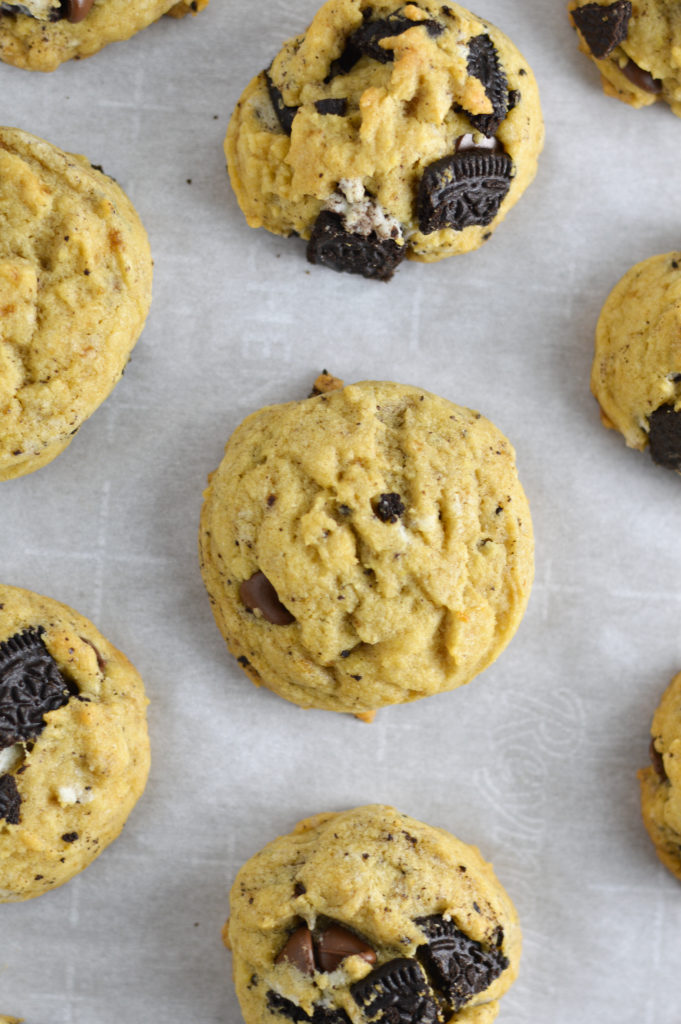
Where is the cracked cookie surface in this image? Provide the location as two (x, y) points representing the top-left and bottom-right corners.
(225, 805), (521, 1024)
(225, 0), (543, 278)
(0, 127), (152, 480)
(0, 583), (150, 902)
(199, 379), (534, 716)
(639, 671), (681, 881)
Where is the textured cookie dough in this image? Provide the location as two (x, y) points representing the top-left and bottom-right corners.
(225, 805), (521, 1024)
(0, 583), (150, 902)
(0, 126), (152, 481)
(568, 1), (681, 114)
(590, 252), (681, 471)
(0, 0), (208, 71)
(639, 671), (681, 881)
(199, 378), (534, 716)
(0, 1017), (22, 1023)
(225, 0), (544, 280)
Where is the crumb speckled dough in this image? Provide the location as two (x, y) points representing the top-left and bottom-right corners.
(0, 0), (208, 72)
(225, 0), (543, 279)
(590, 252), (681, 471)
(225, 805), (521, 1024)
(568, 0), (681, 114)
(199, 379), (534, 716)
(639, 671), (681, 881)
(0, 126), (152, 481)
(0, 584), (150, 902)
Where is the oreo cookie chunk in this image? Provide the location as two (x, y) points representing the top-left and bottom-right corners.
(0, 584), (150, 902)
(639, 671), (681, 881)
(591, 252), (681, 471)
(226, 0), (543, 277)
(567, 0), (680, 114)
(225, 806), (521, 1024)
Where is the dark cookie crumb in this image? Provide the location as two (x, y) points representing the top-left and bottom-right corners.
(265, 70), (299, 134)
(650, 738), (668, 783)
(648, 404), (681, 471)
(307, 210), (405, 281)
(61, 831), (79, 843)
(416, 915), (509, 1011)
(418, 151), (512, 234)
(0, 773), (21, 824)
(571, 1), (632, 59)
(373, 493), (406, 522)
(315, 98), (348, 116)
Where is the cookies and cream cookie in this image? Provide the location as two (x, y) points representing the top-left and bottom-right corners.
(225, 805), (521, 1024)
(591, 252), (681, 472)
(0, 0), (208, 71)
(0, 126), (152, 481)
(199, 376), (534, 717)
(225, 0), (544, 280)
(0, 583), (150, 902)
(639, 672), (681, 882)
(568, 1), (681, 114)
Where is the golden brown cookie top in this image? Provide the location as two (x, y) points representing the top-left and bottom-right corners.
(639, 671), (681, 881)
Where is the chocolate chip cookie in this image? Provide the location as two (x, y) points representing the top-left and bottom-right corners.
(590, 252), (681, 472)
(568, 1), (681, 114)
(0, 0), (208, 71)
(225, 0), (544, 280)
(639, 671), (681, 881)
(0, 126), (152, 481)
(225, 805), (521, 1024)
(199, 377), (534, 717)
(0, 583), (150, 902)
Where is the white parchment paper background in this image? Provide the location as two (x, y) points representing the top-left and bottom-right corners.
(2, 1), (681, 1021)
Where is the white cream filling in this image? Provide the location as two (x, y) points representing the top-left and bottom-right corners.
(324, 178), (402, 241)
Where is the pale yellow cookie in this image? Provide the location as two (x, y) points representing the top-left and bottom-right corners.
(0, 583), (150, 902)
(226, 0), (543, 280)
(591, 252), (681, 471)
(0, 0), (208, 72)
(226, 805), (521, 1024)
(199, 378), (534, 716)
(639, 671), (681, 881)
(0, 126), (152, 481)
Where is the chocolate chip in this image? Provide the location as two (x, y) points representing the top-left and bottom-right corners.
(351, 959), (440, 1024)
(240, 572), (295, 625)
(571, 1), (631, 58)
(60, 0), (94, 21)
(0, 627), (76, 749)
(418, 151), (512, 234)
(0, 773), (21, 825)
(80, 636), (106, 673)
(316, 924), (377, 972)
(648, 404), (681, 470)
(307, 211), (405, 281)
(415, 915), (508, 1011)
(267, 992), (351, 1024)
(315, 98), (348, 116)
(465, 35), (509, 136)
(373, 493), (406, 523)
(276, 925), (315, 975)
(265, 70), (299, 134)
(621, 57), (662, 94)
(650, 738), (668, 783)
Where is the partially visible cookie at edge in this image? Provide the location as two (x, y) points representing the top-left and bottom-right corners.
(639, 671), (681, 881)
(199, 377), (534, 717)
(0, 583), (150, 902)
(590, 252), (681, 472)
(0, 126), (152, 481)
(0, 0), (209, 71)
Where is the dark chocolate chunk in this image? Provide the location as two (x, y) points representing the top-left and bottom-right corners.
(373, 493), (406, 523)
(571, 1), (632, 58)
(417, 151), (512, 234)
(266, 70), (300, 134)
(240, 572), (295, 625)
(315, 98), (348, 116)
(307, 211), (405, 281)
(0, 627), (75, 749)
(649, 738), (668, 783)
(416, 915), (508, 1011)
(465, 35), (509, 136)
(267, 992), (352, 1024)
(0, 773), (21, 825)
(351, 959), (441, 1024)
(648, 404), (681, 470)
(315, 924), (377, 972)
(621, 57), (662, 94)
(61, 0), (94, 22)
(276, 925), (316, 975)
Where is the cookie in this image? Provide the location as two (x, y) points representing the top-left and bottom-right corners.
(0, 126), (153, 481)
(0, 583), (150, 902)
(568, 1), (681, 114)
(590, 252), (681, 471)
(639, 671), (681, 881)
(0, 1017), (22, 1024)
(0, 0), (208, 71)
(225, 805), (521, 1024)
(199, 376), (534, 717)
(225, 0), (544, 280)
